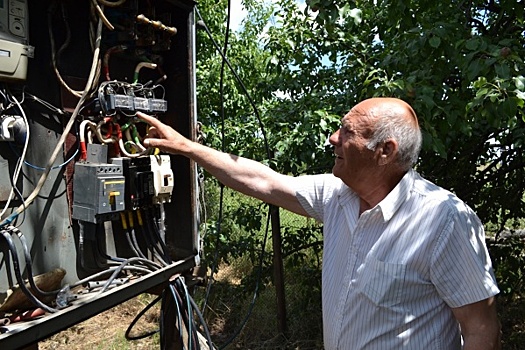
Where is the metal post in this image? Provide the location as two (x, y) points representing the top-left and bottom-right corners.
(270, 205), (287, 334)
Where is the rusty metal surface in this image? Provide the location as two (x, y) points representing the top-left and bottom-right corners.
(0, 256), (198, 349)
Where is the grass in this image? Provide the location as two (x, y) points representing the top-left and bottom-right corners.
(196, 249), (323, 349)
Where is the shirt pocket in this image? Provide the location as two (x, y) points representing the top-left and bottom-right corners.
(357, 257), (407, 308)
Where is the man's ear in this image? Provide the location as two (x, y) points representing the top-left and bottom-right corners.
(377, 139), (398, 166)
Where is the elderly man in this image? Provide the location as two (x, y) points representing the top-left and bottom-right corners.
(137, 97), (500, 349)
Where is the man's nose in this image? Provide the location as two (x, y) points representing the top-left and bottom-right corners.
(328, 129), (340, 146)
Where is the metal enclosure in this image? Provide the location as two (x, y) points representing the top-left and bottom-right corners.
(0, 0), (200, 348)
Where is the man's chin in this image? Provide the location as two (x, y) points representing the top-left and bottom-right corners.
(331, 165), (342, 179)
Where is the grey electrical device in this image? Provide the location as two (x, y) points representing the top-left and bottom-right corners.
(0, 0), (34, 81)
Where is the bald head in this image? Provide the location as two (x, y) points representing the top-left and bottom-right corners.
(355, 97), (422, 170)
(355, 97), (419, 127)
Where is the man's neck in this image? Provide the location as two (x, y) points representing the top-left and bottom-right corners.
(356, 170), (407, 214)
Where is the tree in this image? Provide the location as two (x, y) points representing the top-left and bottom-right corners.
(240, 0), (524, 229)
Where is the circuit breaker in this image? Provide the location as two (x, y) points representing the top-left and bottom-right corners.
(0, 0), (200, 348)
(72, 161), (126, 223)
(150, 154), (175, 204)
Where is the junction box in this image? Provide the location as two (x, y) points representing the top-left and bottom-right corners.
(0, 0), (200, 348)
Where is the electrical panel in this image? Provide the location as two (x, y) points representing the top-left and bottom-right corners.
(0, 0), (200, 348)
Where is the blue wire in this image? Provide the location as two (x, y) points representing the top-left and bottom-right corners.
(24, 147), (79, 171)
(9, 141), (79, 171)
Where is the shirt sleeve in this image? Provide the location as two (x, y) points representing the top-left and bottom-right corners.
(293, 174), (341, 223)
(430, 202), (500, 308)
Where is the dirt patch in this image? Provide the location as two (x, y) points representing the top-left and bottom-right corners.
(39, 295), (160, 350)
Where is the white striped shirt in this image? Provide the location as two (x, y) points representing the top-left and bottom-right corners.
(294, 169), (499, 350)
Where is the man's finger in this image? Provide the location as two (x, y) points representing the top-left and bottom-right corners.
(136, 111), (161, 127)
(143, 138), (155, 147)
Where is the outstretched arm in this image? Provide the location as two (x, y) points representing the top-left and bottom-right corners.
(137, 112), (308, 216)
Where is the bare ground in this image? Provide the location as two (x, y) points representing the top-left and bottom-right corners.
(39, 295), (160, 350)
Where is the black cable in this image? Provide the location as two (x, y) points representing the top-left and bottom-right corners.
(144, 208), (171, 264)
(168, 282), (193, 349)
(149, 207), (172, 263)
(218, 211), (270, 350)
(8, 171), (26, 227)
(189, 288), (214, 350)
(133, 210), (160, 262)
(78, 220), (107, 272)
(0, 229), (58, 313)
(175, 277), (201, 350)
(195, 6), (271, 158)
(125, 228), (145, 258)
(95, 222), (126, 263)
(131, 227), (148, 259)
(1, 86), (28, 226)
(96, 256), (161, 294)
(166, 284), (185, 348)
(125, 294), (162, 341)
(123, 210), (149, 260)
(9, 226), (61, 297)
(70, 264), (155, 289)
(201, 0), (231, 317)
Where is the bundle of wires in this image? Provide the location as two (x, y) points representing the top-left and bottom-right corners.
(0, 85), (30, 222)
(0, 225), (61, 313)
(125, 276), (214, 350)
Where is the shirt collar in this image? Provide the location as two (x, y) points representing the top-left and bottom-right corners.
(336, 169), (416, 222)
(376, 168), (415, 222)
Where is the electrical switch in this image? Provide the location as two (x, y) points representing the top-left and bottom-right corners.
(150, 155), (174, 204)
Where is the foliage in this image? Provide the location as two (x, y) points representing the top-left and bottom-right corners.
(195, 0), (525, 240)
(262, 0), (524, 228)
(489, 236), (525, 298)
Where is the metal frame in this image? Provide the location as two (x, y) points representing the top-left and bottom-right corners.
(0, 256), (198, 349)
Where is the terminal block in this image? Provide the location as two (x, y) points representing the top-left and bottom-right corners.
(102, 93), (168, 114)
(72, 162), (126, 223)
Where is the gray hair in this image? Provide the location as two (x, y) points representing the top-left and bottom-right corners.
(366, 110), (422, 170)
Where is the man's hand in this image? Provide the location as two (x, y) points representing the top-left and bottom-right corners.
(136, 111), (190, 155)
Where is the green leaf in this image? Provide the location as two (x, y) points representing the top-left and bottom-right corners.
(465, 38), (480, 50)
(429, 36), (441, 48)
(495, 63), (510, 78)
(467, 59), (482, 81)
(502, 98), (518, 117)
(348, 8), (362, 25)
(514, 76), (525, 91)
